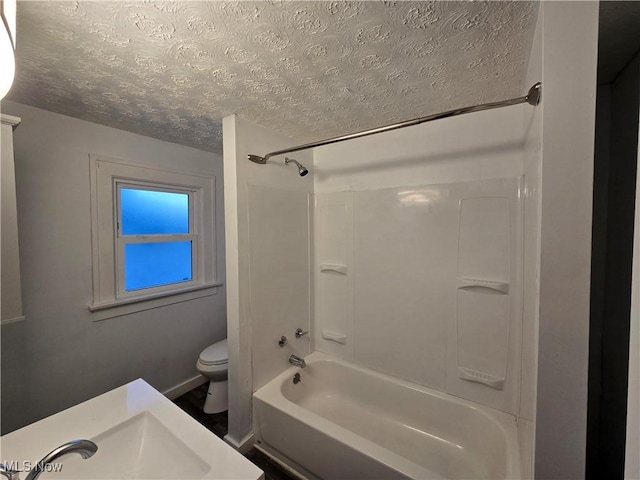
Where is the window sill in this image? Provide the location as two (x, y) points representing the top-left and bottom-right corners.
(89, 282), (223, 321)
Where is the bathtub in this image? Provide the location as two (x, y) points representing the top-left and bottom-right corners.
(253, 352), (521, 480)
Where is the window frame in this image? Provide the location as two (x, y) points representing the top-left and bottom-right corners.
(89, 155), (219, 320)
(115, 181), (197, 297)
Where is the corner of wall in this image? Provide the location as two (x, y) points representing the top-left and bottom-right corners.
(223, 115), (314, 445)
(518, 3), (543, 478)
(534, 2), (599, 478)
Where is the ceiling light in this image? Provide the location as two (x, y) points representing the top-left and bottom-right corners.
(0, 0), (17, 100)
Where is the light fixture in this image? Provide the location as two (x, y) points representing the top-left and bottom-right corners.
(0, 0), (16, 100)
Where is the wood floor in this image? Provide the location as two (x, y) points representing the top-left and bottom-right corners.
(173, 384), (298, 480)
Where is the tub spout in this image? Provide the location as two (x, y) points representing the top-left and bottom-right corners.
(289, 354), (306, 368)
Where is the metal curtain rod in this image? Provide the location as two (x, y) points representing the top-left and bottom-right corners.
(247, 82), (541, 165)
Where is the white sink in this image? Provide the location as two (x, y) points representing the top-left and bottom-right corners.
(0, 379), (263, 480)
(41, 412), (210, 479)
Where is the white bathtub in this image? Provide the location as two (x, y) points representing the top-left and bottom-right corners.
(253, 352), (521, 480)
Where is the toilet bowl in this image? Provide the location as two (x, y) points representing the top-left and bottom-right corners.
(196, 339), (228, 414)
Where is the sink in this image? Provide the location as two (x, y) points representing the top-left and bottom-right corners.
(1, 379), (263, 480)
(40, 412), (210, 479)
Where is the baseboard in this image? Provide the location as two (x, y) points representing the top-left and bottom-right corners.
(224, 432), (255, 454)
(253, 444), (310, 480)
(162, 374), (207, 400)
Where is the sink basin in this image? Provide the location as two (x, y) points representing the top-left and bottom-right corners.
(40, 412), (210, 479)
(1, 379), (263, 480)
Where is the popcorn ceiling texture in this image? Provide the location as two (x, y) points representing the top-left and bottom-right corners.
(8, 1), (538, 153)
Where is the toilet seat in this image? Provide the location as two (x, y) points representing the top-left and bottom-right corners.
(199, 339), (227, 366)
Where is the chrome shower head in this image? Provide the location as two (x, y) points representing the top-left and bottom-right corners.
(285, 157), (308, 177)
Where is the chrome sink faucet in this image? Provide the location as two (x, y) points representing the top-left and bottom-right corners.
(1, 440), (97, 480)
(289, 354), (306, 368)
(22, 439), (98, 480)
(0, 464), (20, 480)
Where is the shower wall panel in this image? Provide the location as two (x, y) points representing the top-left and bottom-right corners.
(248, 185), (311, 391)
(447, 178), (522, 415)
(313, 193), (354, 360)
(352, 184), (451, 392)
(313, 177), (522, 414)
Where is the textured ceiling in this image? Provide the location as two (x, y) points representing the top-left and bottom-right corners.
(7, 1), (538, 153)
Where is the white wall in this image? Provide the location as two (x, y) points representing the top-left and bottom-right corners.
(0, 101), (226, 434)
(313, 104), (529, 416)
(223, 115), (312, 449)
(534, 2), (599, 478)
(518, 5), (543, 478)
(314, 105), (526, 193)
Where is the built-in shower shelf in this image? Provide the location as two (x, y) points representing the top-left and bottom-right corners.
(458, 367), (505, 390)
(320, 264), (348, 275)
(457, 278), (509, 294)
(321, 329), (347, 344)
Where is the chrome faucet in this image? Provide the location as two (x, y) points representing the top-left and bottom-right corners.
(294, 328), (309, 339)
(289, 354), (306, 368)
(0, 464), (20, 480)
(24, 439), (98, 480)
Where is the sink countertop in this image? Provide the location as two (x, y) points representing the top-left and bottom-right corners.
(0, 379), (264, 480)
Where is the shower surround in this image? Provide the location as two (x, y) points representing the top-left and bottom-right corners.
(223, 3), (598, 479)
(224, 93), (534, 478)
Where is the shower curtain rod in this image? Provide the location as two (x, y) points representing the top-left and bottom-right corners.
(247, 82), (541, 165)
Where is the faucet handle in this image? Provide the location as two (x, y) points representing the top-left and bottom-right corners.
(0, 463), (21, 480)
(295, 328), (309, 339)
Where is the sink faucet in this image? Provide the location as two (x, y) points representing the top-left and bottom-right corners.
(0, 464), (20, 480)
(23, 439), (98, 480)
(289, 354), (306, 368)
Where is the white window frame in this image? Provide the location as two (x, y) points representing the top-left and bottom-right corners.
(89, 155), (219, 320)
(115, 181), (197, 298)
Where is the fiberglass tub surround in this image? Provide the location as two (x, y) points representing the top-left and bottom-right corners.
(254, 352), (520, 480)
(238, 101), (531, 479)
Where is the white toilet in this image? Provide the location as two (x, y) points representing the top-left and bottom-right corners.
(196, 339), (228, 414)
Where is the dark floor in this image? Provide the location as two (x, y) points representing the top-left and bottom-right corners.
(173, 384), (297, 480)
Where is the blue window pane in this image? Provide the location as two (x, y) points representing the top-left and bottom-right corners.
(121, 188), (189, 235)
(125, 241), (192, 291)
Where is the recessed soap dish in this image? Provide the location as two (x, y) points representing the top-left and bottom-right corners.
(320, 264), (348, 275)
(458, 367), (505, 390)
(321, 329), (347, 344)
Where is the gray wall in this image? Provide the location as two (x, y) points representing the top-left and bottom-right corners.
(1, 101), (226, 434)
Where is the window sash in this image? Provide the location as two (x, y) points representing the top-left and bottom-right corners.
(115, 182), (194, 236)
(115, 181), (199, 298)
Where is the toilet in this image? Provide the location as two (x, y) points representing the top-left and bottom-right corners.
(196, 339), (228, 414)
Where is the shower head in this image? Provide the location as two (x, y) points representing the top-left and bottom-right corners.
(285, 157), (309, 177)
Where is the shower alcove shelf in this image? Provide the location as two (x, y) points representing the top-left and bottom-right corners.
(319, 264), (348, 275)
(455, 191), (518, 392)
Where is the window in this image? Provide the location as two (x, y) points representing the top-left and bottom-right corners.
(117, 185), (193, 294)
(89, 155), (218, 320)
